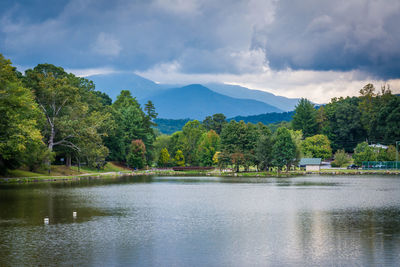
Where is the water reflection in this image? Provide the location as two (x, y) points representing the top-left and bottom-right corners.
(0, 175), (399, 266)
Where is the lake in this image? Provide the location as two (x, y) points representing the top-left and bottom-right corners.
(1, 175), (400, 266)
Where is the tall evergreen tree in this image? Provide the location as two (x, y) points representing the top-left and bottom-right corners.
(292, 98), (318, 138)
(106, 90), (155, 164)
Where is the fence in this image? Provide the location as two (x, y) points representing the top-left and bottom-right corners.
(361, 161), (400, 170)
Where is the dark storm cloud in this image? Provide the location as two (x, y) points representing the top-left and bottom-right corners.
(1, 0), (399, 79)
(259, 0), (400, 78)
(0, 0), (264, 73)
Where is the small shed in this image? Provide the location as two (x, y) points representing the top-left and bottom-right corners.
(299, 158), (322, 171)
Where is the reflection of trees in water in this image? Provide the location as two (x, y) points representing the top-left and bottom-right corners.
(0, 181), (136, 266)
(295, 209), (400, 265)
(0, 184), (112, 226)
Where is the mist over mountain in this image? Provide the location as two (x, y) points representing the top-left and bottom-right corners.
(205, 83), (300, 112)
(88, 73), (300, 119)
(88, 73), (173, 100)
(142, 84), (282, 119)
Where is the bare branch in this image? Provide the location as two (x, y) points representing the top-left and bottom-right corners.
(54, 140), (80, 151)
(55, 98), (69, 116)
(53, 135), (75, 146)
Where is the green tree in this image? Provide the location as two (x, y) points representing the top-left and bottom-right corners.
(174, 149), (185, 166)
(384, 145), (397, 161)
(359, 83), (376, 138)
(353, 142), (375, 166)
(24, 64), (111, 170)
(256, 131), (273, 171)
(153, 135), (171, 163)
(0, 55), (46, 173)
(127, 139), (146, 169)
(331, 149), (351, 167)
(220, 121), (266, 172)
(106, 90), (155, 164)
(94, 91), (112, 106)
(202, 113), (227, 134)
(301, 134), (332, 160)
(158, 148), (170, 167)
(272, 127), (296, 172)
(289, 129), (303, 163)
(144, 100), (158, 123)
(292, 98), (318, 138)
(181, 120), (205, 165)
(168, 131), (186, 158)
(321, 97), (366, 152)
(373, 95), (400, 144)
(197, 130), (220, 166)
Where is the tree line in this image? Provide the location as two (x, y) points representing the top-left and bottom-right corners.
(1, 53), (399, 174)
(154, 86), (400, 171)
(0, 54), (156, 174)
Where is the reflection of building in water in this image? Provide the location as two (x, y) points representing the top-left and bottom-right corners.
(293, 209), (400, 265)
(294, 211), (333, 263)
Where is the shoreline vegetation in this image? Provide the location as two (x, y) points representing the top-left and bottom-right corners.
(1, 164), (399, 184)
(2, 55), (400, 178)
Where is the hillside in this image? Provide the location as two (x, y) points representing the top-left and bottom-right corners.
(229, 111), (294, 124)
(205, 83), (301, 111)
(87, 73), (301, 112)
(143, 84), (282, 119)
(88, 72), (172, 100)
(154, 118), (190, 135)
(154, 112), (295, 134)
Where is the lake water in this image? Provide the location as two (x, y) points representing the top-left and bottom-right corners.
(1, 175), (400, 266)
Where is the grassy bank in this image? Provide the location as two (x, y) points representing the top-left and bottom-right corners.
(1, 165), (399, 184)
(0, 162), (131, 183)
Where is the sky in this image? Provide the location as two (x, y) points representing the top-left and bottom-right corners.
(1, 0), (400, 103)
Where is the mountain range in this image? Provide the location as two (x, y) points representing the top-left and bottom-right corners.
(141, 84), (281, 119)
(88, 73), (301, 119)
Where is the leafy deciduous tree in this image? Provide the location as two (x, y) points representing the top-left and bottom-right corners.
(174, 149), (185, 166)
(158, 148), (170, 167)
(197, 130), (220, 166)
(301, 134), (332, 160)
(0, 55), (46, 173)
(331, 149), (351, 167)
(353, 142), (375, 166)
(272, 127), (296, 172)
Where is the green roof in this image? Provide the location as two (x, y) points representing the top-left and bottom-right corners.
(299, 158), (322, 165)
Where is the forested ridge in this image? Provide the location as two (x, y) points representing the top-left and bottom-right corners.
(1, 54), (399, 174)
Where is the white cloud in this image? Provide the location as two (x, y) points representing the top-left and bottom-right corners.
(92, 32), (122, 57)
(137, 62), (400, 103)
(66, 67), (118, 77)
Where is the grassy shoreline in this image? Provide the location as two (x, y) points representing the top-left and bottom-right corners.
(1, 167), (399, 184)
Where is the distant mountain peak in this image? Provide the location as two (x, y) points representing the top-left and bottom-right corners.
(142, 84), (282, 119)
(87, 73), (299, 118)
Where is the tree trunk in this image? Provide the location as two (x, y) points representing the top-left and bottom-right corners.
(75, 156), (80, 172)
(66, 155), (71, 167)
(46, 120), (55, 174)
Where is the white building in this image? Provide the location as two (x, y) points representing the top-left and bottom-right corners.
(299, 158), (322, 171)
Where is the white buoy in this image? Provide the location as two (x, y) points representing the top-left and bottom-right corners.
(73, 211), (77, 218)
(44, 217), (49, 224)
